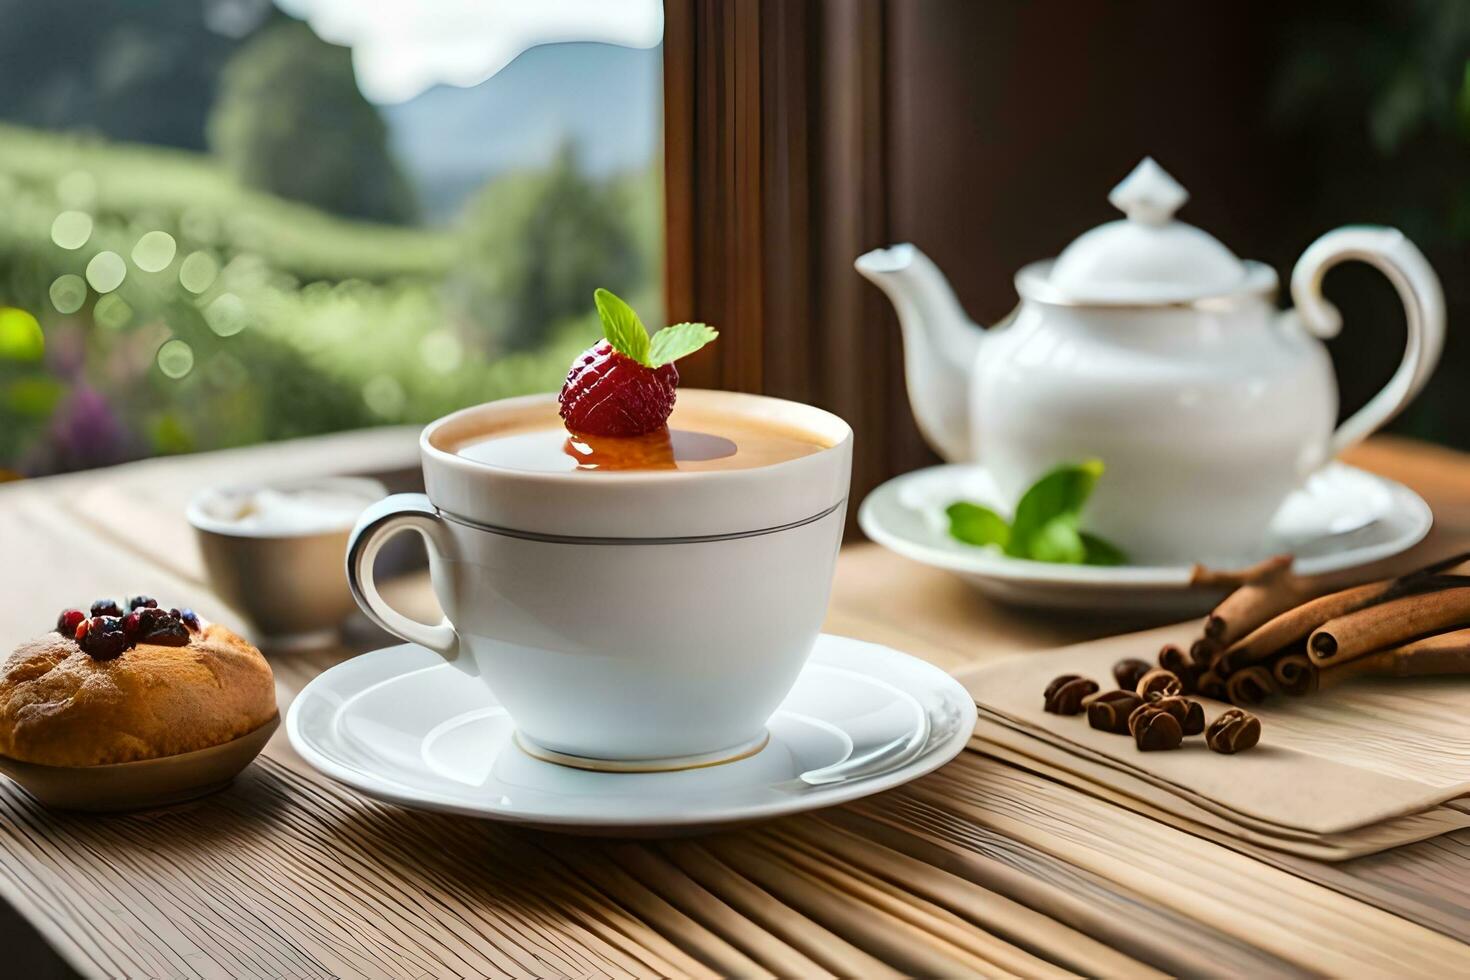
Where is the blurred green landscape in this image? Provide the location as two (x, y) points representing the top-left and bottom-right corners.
(0, 7), (661, 477)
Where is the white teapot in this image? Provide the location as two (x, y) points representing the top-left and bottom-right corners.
(856, 158), (1444, 564)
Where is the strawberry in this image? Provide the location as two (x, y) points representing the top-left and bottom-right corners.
(558, 289), (717, 437)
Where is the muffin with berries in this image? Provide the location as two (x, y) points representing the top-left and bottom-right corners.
(0, 596), (276, 767)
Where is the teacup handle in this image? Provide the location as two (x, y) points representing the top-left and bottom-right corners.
(346, 494), (462, 664)
(1290, 225), (1445, 461)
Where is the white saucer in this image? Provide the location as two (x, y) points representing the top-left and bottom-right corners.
(286, 635), (976, 835)
(859, 462), (1431, 616)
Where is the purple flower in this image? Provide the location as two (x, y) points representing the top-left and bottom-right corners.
(48, 385), (130, 471)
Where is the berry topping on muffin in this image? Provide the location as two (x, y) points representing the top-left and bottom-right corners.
(79, 616), (129, 660)
(55, 609), (86, 637)
(89, 599), (123, 618)
(58, 598), (201, 659)
(557, 289), (717, 437)
(136, 607), (190, 646)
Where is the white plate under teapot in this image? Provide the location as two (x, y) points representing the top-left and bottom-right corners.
(858, 461), (1430, 616)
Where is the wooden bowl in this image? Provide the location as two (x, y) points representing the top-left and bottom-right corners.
(0, 714), (278, 812)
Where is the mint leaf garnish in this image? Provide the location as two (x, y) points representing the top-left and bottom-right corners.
(648, 322), (718, 368)
(1080, 531), (1127, 566)
(592, 290), (717, 369)
(1006, 459), (1103, 559)
(944, 459), (1128, 565)
(945, 502), (1010, 549)
(1028, 515), (1087, 564)
(594, 288), (650, 366)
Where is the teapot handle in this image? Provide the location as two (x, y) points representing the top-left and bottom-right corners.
(1290, 226), (1445, 459)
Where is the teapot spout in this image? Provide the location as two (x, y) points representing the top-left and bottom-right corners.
(855, 244), (984, 461)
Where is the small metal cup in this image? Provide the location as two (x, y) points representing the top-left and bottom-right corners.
(188, 477), (387, 648)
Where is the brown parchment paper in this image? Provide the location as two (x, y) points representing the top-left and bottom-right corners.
(957, 622), (1470, 836)
(972, 717), (1470, 859)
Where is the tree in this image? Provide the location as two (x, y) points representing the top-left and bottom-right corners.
(450, 145), (644, 352)
(0, 0), (250, 151)
(207, 21), (415, 224)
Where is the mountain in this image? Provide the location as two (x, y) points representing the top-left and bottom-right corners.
(379, 41), (662, 225)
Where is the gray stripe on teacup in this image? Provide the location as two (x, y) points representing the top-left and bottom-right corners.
(435, 498), (847, 545)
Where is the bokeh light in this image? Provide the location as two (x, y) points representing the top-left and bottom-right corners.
(131, 230), (178, 272)
(419, 330), (463, 373)
(203, 291), (249, 336)
(85, 251), (127, 293)
(156, 338), (196, 379)
(50, 211), (93, 250)
(0, 308), (44, 361)
(49, 274), (88, 315)
(93, 294), (133, 330)
(362, 374), (406, 418)
(179, 251), (219, 293)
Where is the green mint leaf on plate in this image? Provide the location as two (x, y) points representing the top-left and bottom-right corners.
(945, 458), (1128, 565)
(648, 322), (718, 368)
(594, 288), (651, 366)
(945, 502), (1010, 549)
(1080, 531), (1127, 566)
(1028, 515), (1087, 564)
(1006, 459), (1103, 560)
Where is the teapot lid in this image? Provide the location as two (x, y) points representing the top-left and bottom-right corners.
(1035, 158), (1268, 305)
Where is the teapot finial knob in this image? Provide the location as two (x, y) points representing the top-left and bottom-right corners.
(1108, 157), (1188, 227)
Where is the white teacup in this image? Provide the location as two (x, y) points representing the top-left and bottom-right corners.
(346, 390), (852, 769)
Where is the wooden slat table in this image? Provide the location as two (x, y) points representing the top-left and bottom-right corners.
(1, 430), (1468, 978)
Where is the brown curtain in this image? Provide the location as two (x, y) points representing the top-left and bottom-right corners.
(664, 0), (931, 530)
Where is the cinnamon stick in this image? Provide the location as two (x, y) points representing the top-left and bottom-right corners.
(1314, 627), (1470, 691)
(1307, 586), (1470, 667)
(1195, 670), (1227, 701)
(1158, 644), (1191, 674)
(1224, 665), (1277, 707)
(1206, 550), (1470, 675)
(1215, 580), (1394, 676)
(1271, 652), (1315, 696)
(1191, 555), (1325, 651)
(1406, 550), (1470, 580)
(1190, 554), (1294, 594)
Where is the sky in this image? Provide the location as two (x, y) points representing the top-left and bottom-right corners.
(272, 0), (664, 104)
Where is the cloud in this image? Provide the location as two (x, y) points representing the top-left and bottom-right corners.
(274, 0), (664, 104)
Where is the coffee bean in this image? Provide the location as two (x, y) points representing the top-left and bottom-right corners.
(1043, 674), (1099, 715)
(1150, 695), (1205, 736)
(1136, 668), (1183, 701)
(1131, 705), (1183, 751)
(1112, 658), (1152, 692)
(1206, 708), (1262, 754)
(1086, 690), (1143, 734)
